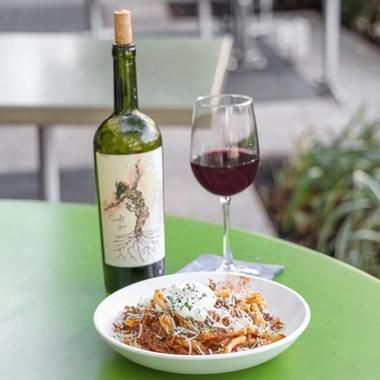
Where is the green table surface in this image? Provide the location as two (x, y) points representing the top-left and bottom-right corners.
(1, 200), (380, 380)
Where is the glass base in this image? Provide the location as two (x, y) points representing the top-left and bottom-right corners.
(216, 259), (238, 272)
(217, 259), (260, 276)
(177, 254), (284, 280)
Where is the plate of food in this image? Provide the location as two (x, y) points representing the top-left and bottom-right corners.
(93, 272), (310, 374)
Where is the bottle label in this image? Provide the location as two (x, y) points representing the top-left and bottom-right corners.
(96, 148), (165, 268)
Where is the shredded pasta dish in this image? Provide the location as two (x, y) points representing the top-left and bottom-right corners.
(113, 279), (285, 355)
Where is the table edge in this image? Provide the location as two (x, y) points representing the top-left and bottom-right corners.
(210, 35), (233, 95)
(0, 105), (193, 126)
(1, 199), (378, 285)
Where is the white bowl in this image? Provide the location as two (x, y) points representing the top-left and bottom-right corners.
(94, 272), (310, 374)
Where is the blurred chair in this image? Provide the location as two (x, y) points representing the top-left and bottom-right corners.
(229, 0), (272, 71)
(86, 0), (273, 72)
(232, 0), (342, 99)
(86, 0), (194, 38)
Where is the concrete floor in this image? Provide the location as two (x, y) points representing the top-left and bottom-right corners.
(0, 8), (379, 236)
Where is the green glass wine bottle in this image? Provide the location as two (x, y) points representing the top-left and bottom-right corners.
(94, 9), (165, 293)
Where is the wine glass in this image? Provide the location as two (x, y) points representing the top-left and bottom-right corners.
(190, 94), (260, 274)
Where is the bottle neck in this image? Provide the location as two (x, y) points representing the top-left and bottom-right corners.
(112, 44), (138, 114)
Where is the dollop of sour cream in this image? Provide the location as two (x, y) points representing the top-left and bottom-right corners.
(164, 281), (216, 322)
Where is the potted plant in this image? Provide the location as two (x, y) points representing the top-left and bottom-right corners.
(258, 111), (380, 277)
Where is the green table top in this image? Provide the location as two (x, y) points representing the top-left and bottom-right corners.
(1, 200), (379, 379)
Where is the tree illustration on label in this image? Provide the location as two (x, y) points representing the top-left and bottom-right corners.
(103, 160), (159, 263)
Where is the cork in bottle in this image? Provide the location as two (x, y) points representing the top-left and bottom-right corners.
(113, 9), (133, 45)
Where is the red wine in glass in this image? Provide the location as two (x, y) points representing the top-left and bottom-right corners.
(191, 149), (259, 196)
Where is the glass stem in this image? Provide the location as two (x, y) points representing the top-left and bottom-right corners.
(220, 196), (233, 267)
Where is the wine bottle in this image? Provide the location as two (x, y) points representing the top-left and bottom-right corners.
(94, 9), (165, 293)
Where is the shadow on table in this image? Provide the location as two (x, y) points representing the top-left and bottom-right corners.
(98, 350), (292, 380)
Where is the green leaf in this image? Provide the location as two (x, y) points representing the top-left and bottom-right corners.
(350, 230), (380, 244)
(317, 198), (373, 251)
(335, 216), (354, 262)
(353, 170), (380, 202)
